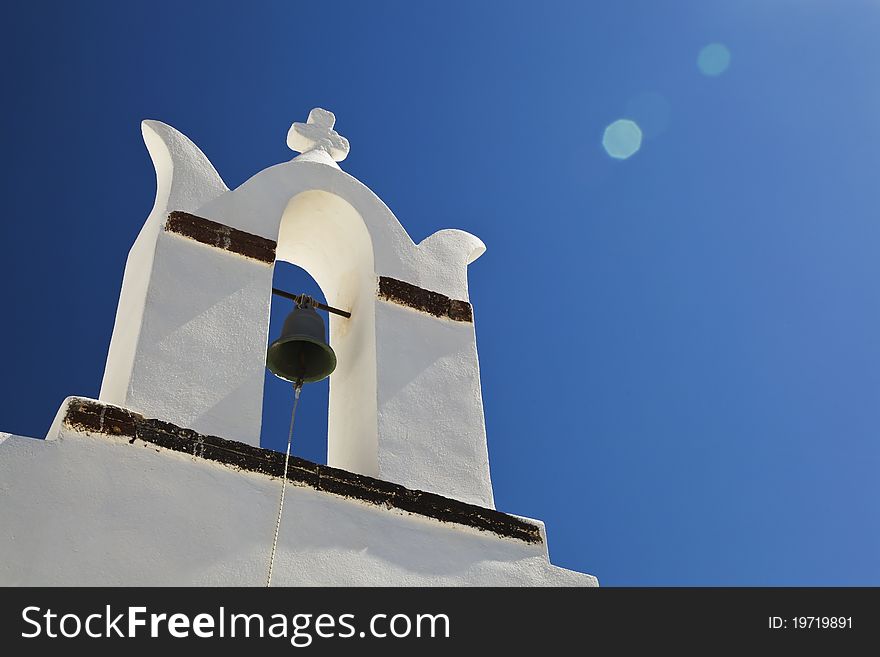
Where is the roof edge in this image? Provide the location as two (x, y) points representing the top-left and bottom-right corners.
(59, 397), (542, 545)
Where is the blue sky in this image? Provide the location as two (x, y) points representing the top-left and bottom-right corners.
(2, 1), (879, 585)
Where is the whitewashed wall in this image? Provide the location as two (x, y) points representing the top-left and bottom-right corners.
(0, 432), (595, 587)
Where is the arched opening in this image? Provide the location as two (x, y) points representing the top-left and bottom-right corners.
(267, 189), (378, 477)
(260, 261), (330, 463)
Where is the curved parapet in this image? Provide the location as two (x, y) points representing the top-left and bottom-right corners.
(99, 121), (228, 408)
(420, 229), (486, 266)
(141, 119), (228, 221)
(418, 229), (486, 299)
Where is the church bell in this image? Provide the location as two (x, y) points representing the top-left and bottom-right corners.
(266, 303), (337, 384)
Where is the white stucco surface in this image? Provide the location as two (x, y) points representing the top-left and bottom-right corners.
(125, 231), (272, 443)
(375, 301), (493, 505)
(96, 110), (495, 506)
(0, 432), (596, 587)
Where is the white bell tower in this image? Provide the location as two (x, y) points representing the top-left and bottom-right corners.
(1, 108), (597, 586)
(99, 108), (494, 508)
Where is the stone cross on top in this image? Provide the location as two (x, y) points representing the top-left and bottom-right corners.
(286, 107), (350, 162)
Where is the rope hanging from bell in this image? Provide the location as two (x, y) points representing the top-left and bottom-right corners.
(264, 295), (339, 587)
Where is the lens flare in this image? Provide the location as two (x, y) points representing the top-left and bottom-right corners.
(697, 43), (731, 76)
(602, 119), (642, 160)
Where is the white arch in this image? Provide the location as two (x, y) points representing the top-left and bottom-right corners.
(275, 190), (378, 475)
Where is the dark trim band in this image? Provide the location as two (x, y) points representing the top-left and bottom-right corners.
(61, 398), (541, 544)
(165, 211), (277, 264)
(378, 276), (473, 322)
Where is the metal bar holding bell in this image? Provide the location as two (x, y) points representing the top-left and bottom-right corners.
(271, 288), (352, 318)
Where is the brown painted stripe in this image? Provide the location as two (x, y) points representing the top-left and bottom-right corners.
(164, 211), (277, 264)
(378, 276), (473, 322)
(62, 398), (541, 544)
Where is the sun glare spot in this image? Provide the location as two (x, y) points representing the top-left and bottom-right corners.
(602, 119), (642, 160)
(697, 43), (731, 76)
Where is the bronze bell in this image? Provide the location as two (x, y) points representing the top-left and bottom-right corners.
(266, 304), (337, 383)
